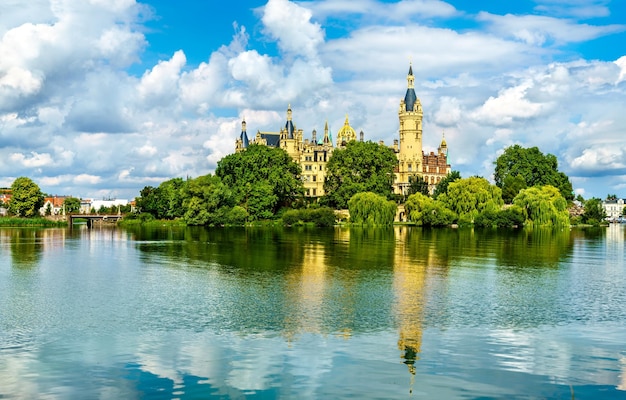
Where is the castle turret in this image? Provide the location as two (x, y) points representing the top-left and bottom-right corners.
(235, 118), (249, 153)
(395, 63), (424, 195)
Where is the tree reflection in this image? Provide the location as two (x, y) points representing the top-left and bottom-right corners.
(6, 228), (43, 268)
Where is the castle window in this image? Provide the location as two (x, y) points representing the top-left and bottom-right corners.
(313, 175), (317, 182)
(408, 163), (412, 172)
(305, 165), (312, 171)
(313, 189), (317, 196)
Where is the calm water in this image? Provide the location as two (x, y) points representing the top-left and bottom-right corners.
(1, 224), (625, 399)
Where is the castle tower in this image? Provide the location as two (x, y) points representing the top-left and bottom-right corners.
(438, 131), (448, 160)
(396, 64), (423, 195)
(235, 118), (249, 153)
(322, 121), (332, 147)
(280, 104), (300, 161)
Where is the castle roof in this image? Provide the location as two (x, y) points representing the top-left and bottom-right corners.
(336, 115), (356, 143)
(285, 104), (295, 139)
(404, 65), (417, 112)
(240, 119), (249, 148)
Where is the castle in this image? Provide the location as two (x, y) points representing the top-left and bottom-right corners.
(235, 65), (451, 197)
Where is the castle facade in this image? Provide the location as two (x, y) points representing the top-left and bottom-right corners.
(235, 65), (451, 197)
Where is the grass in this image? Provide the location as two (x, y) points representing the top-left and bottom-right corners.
(0, 217), (68, 227)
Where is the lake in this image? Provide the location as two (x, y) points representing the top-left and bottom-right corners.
(1, 224), (625, 399)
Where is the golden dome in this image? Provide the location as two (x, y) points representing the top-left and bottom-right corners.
(440, 131), (447, 147)
(336, 115), (356, 143)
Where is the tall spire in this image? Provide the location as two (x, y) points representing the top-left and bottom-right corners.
(407, 62), (415, 89)
(285, 104), (295, 139)
(240, 118), (249, 148)
(323, 120), (331, 144)
(404, 63), (417, 112)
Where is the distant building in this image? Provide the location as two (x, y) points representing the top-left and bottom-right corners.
(89, 199), (129, 213)
(40, 196), (68, 215)
(234, 64), (452, 198)
(603, 198), (625, 221)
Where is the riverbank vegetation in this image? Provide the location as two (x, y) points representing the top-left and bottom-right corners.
(4, 143), (619, 228)
(0, 217), (67, 227)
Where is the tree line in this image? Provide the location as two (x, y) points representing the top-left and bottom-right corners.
(4, 143), (622, 227)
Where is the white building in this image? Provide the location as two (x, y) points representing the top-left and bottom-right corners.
(602, 198), (625, 221)
(82, 199), (129, 214)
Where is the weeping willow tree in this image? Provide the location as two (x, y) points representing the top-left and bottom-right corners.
(513, 185), (570, 226)
(438, 177), (504, 224)
(348, 192), (397, 225)
(405, 192), (457, 226)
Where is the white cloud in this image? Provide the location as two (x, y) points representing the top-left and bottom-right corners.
(73, 174), (102, 185)
(477, 12), (625, 46)
(570, 146), (626, 173)
(138, 50), (186, 106)
(262, 0), (325, 59)
(10, 152), (54, 167)
(305, 0), (458, 21)
(1, 0), (625, 199)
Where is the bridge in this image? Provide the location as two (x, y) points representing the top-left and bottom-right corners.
(69, 214), (123, 229)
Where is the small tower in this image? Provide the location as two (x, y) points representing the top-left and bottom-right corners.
(322, 121), (332, 146)
(235, 118), (249, 153)
(280, 104), (300, 161)
(438, 131), (448, 161)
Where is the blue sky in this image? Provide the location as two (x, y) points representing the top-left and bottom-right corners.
(1, 0), (625, 200)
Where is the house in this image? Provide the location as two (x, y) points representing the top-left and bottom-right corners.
(40, 196), (69, 215)
(602, 198), (625, 221)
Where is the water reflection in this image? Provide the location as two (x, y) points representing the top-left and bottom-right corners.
(1, 224), (625, 398)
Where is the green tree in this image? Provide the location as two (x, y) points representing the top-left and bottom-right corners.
(501, 174), (527, 204)
(136, 178), (186, 219)
(182, 174), (234, 226)
(405, 192), (456, 226)
(136, 185), (162, 217)
(432, 170), (461, 199)
(407, 175), (430, 197)
(8, 177), (45, 217)
(45, 203), (52, 216)
(581, 197), (606, 225)
(348, 192), (397, 225)
(513, 185), (570, 226)
(606, 194), (617, 201)
(494, 145), (573, 201)
(439, 176), (504, 224)
(216, 144), (303, 219)
(63, 197), (81, 214)
(323, 141), (398, 209)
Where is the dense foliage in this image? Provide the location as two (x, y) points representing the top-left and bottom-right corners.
(494, 145), (573, 202)
(182, 174), (237, 225)
(323, 141), (398, 209)
(281, 207), (336, 227)
(474, 207), (525, 228)
(432, 170), (461, 199)
(438, 177), (504, 224)
(216, 144), (303, 219)
(8, 177), (44, 217)
(513, 185), (570, 226)
(581, 197), (606, 225)
(407, 175), (430, 196)
(136, 178), (186, 220)
(63, 197), (81, 214)
(404, 192), (457, 226)
(348, 192), (397, 225)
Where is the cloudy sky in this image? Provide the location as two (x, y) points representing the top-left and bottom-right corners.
(1, 0), (625, 200)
